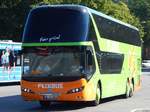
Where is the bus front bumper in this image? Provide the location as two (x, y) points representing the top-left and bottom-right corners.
(21, 79), (96, 102)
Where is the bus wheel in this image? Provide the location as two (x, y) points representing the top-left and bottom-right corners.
(39, 101), (51, 108)
(92, 84), (101, 106)
(125, 80), (134, 98)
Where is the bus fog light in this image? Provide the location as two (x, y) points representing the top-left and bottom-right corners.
(22, 88), (33, 93)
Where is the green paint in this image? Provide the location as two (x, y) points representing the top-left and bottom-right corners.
(22, 6), (141, 101)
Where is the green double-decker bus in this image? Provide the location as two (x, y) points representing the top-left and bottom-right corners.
(21, 5), (141, 107)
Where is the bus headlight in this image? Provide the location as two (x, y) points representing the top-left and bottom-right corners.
(67, 86), (84, 94)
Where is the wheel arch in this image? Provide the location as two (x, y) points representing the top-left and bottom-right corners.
(127, 77), (135, 91)
(131, 77), (135, 90)
(97, 80), (102, 97)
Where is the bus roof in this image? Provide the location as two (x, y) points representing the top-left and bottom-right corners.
(23, 5), (140, 44)
(88, 8), (139, 31)
(35, 4), (139, 31)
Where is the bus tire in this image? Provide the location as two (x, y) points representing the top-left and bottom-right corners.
(91, 84), (101, 106)
(39, 101), (51, 108)
(124, 80), (134, 98)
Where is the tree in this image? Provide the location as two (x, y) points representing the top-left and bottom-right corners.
(0, 0), (21, 8)
(0, 0), (144, 42)
(127, 0), (150, 45)
(80, 0), (144, 38)
(0, 0), (31, 41)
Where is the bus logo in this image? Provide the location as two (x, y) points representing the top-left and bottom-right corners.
(38, 83), (63, 89)
(40, 34), (61, 42)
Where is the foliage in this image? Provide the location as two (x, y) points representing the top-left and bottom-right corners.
(100, 0), (144, 38)
(0, 0), (144, 42)
(0, 0), (30, 41)
(126, 0), (150, 45)
(82, 0), (144, 38)
(0, 0), (21, 8)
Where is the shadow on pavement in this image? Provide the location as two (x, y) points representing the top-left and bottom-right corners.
(27, 102), (89, 112)
(0, 82), (20, 86)
(0, 94), (127, 112)
(100, 95), (125, 104)
(0, 95), (87, 112)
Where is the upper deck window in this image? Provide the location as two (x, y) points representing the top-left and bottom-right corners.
(22, 7), (89, 43)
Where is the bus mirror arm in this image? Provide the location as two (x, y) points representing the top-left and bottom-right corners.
(86, 50), (93, 66)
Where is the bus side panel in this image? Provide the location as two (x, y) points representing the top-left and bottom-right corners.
(97, 38), (141, 98)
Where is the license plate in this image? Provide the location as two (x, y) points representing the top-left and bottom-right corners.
(42, 93), (60, 100)
(43, 95), (54, 100)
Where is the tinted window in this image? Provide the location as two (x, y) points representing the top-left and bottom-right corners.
(100, 52), (124, 74)
(93, 14), (141, 46)
(88, 19), (99, 51)
(87, 18), (103, 71)
(23, 7), (89, 43)
(87, 16), (124, 74)
(22, 46), (96, 82)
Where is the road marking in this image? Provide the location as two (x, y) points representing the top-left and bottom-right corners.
(131, 108), (150, 112)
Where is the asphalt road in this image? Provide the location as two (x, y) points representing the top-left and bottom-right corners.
(0, 73), (150, 112)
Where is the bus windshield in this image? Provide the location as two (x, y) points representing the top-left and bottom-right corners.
(23, 7), (89, 43)
(22, 46), (94, 81)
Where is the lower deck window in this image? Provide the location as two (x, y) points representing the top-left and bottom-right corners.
(97, 52), (124, 74)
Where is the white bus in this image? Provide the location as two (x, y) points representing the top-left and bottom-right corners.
(0, 40), (22, 83)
